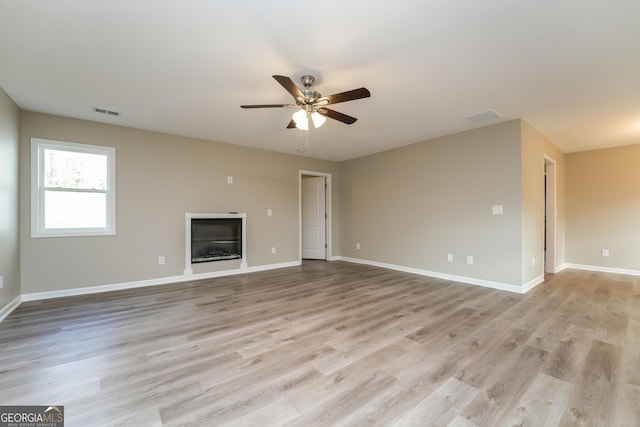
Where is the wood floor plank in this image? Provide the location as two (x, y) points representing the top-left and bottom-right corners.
(67, 380), (204, 427)
(593, 309), (629, 347)
(498, 372), (573, 427)
(447, 415), (479, 427)
(285, 370), (398, 427)
(0, 262), (638, 426)
(454, 327), (532, 389)
(339, 353), (457, 425)
(613, 383), (640, 427)
(221, 396), (301, 426)
(541, 323), (593, 383)
(392, 377), (479, 426)
(559, 339), (622, 425)
(285, 338), (422, 416)
(621, 316), (640, 386)
(461, 344), (549, 426)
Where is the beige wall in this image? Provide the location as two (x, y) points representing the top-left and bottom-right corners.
(9, 108), (574, 297)
(520, 121), (566, 283)
(4, 89), (636, 300)
(339, 120), (526, 286)
(566, 144), (640, 270)
(19, 112), (339, 294)
(0, 87), (21, 310)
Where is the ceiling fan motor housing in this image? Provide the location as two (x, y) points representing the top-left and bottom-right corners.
(298, 76), (322, 105)
(300, 75), (315, 88)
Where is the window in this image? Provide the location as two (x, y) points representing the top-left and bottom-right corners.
(31, 138), (116, 237)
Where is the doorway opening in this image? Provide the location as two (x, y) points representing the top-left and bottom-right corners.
(299, 171), (332, 261)
(544, 156), (557, 274)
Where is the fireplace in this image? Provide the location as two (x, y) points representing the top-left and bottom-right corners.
(185, 213), (247, 274)
(191, 218), (242, 263)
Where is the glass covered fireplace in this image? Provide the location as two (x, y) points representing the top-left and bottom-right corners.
(184, 213), (247, 274)
(191, 218), (242, 263)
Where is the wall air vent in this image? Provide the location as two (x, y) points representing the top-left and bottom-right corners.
(93, 107), (121, 117)
(463, 109), (501, 124)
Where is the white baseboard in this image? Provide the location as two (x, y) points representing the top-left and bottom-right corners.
(563, 263), (640, 276)
(522, 275), (545, 293)
(21, 274), (186, 301)
(337, 256), (529, 294)
(0, 295), (22, 322)
(17, 258), (611, 314)
(12, 257), (640, 319)
(246, 260), (301, 273)
(21, 260), (302, 302)
(554, 263), (568, 273)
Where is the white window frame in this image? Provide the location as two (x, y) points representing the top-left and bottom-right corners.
(31, 138), (116, 238)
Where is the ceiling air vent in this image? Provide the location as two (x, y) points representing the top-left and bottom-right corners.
(463, 109), (501, 124)
(94, 107), (121, 117)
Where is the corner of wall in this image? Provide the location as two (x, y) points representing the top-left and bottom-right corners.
(519, 120), (566, 286)
(0, 85), (22, 318)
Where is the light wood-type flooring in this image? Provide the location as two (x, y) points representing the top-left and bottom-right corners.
(1, 261), (639, 426)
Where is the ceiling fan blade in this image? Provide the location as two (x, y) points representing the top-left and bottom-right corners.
(323, 87), (371, 105)
(240, 104), (295, 109)
(317, 108), (358, 125)
(286, 119), (297, 129)
(273, 75), (305, 100)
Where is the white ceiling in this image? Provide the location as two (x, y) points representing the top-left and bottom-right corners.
(1, 1), (639, 162)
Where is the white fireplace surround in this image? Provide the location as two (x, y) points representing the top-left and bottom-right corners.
(184, 213), (247, 276)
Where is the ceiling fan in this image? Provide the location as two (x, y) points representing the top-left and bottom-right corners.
(241, 75), (371, 130)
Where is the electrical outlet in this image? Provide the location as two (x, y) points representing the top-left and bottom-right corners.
(447, 254), (454, 262)
(271, 247), (276, 254)
(356, 242), (361, 250)
(0, 275), (3, 290)
(227, 176), (233, 184)
(267, 209), (272, 217)
(158, 256), (165, 265)
(602, 249), (610, 257)
(532, 257), (536, 266)
(466, 255), (474, 265)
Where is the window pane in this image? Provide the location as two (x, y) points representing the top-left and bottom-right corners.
(44, 148), (107, 190)
(44, 191), (106, 229)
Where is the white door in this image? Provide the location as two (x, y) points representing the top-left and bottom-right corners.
(302, 176), (326, 259)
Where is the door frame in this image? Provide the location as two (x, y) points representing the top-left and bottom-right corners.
(299, 170), (332, 261)
(543, 155), (557, 274)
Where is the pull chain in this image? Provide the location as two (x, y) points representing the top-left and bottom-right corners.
(306, 127), (310, 151)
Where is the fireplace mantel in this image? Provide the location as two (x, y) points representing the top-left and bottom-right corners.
(184, 213), (247, 275)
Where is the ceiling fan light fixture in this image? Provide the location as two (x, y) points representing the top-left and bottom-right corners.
(292, 109), (309, 130)
(311, 112), (326, 128)
(292, 109), (326, 131)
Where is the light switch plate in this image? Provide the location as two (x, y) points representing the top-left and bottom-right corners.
(492, 205), (503, 215)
